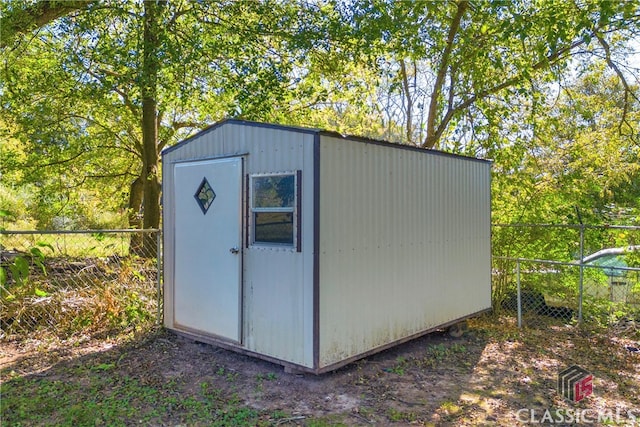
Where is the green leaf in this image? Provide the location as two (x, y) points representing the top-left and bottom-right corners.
(36, 241), (54, 252)
(34, 288), (48, 297)
(29, 247), (45, 261)
(9, 257), (30, 286)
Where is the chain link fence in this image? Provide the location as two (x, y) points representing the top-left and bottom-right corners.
(0, 230), (162, 341)
(4, 225), (637, 340)
(493, 224), (640, 330)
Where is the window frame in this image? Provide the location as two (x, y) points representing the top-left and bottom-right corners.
(249, 172), (300, 250)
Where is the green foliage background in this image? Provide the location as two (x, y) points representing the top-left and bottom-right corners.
(1, 0), (638, 239)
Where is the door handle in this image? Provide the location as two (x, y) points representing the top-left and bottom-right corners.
(229, 247), (240, 254)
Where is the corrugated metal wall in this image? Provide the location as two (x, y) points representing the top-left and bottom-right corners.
(164, 121), (491, 372)
(163, 122), (316, 367)
(318, 136), (491, 367)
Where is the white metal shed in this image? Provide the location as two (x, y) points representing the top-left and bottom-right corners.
(162, 119), (491, 374)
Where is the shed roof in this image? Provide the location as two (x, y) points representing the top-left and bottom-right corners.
(161, 118), (491, 164)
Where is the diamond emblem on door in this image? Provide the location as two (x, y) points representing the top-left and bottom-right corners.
(194, 177), (216, 214)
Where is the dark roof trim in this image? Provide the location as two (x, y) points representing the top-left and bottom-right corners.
(161, 118), (491, 164)
(321, 130), (491, 164)
(161, 118), (321, 156)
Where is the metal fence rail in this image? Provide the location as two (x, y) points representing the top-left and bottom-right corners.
(0, 229), (162, 340)
(494, 256), (640, 328)
(492, 223), (640, 329)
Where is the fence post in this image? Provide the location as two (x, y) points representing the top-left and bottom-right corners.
(516, 259), (522, 328)
(156, 230), (162, 325)
(578, 223), (585, 324)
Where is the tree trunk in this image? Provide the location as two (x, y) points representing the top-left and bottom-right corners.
(128, 175), (144, 254)
(423, 0), (468, 149)
(140, 0), (162, 257)
(399, 60), (413, 144)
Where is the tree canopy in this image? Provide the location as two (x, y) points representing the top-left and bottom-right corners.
(1, 0), (639, 234)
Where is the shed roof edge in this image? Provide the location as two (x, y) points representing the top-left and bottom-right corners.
(161, 118), (492, 164)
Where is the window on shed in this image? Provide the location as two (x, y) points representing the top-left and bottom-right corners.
(251, 173), (298, 246)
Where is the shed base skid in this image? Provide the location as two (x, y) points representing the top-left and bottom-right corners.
(167, 309), (490, 375)
(169, 328), (317, 374)
(447, 320), (469, 338)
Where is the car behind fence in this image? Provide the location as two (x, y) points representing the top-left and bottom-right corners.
(493, 224), (640, 329)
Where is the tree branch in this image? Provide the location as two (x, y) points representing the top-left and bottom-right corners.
(424, 37), (584, 148)
(400, 59), (413, 143)
(35, 150), (85, 168)
(0, 0), (96, 48)
(62, 113), (142, 157)
(423, 0), (468, 148)
(158, 120), (202, 152)
(83, 67), (139, 119)
(593, 30), (640, 138)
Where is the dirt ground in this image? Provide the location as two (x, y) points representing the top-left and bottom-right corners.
(2, 316), (639, 425)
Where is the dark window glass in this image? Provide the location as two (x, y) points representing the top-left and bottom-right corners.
(253, 175), (294, 208)
(254, 212), (294, 244)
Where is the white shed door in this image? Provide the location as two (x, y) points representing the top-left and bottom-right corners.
(173, 157), (243, 342)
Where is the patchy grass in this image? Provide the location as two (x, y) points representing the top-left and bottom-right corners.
(1, 332), (281, 426)
(2, 315), (639, 426)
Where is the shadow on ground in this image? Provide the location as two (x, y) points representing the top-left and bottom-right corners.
(2, 316), (639, 426)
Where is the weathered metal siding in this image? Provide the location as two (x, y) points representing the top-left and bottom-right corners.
(162, 122), (315, 367)
(318, 136), (491, 367)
